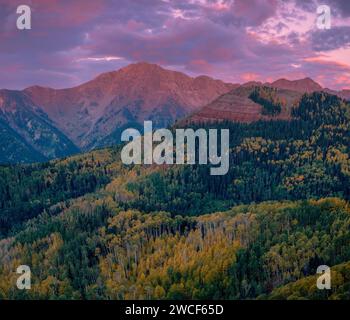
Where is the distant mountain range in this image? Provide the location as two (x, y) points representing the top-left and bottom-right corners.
(1, 62), (349, 163)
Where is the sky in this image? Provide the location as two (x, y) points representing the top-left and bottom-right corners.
(0, 0), (349, 90)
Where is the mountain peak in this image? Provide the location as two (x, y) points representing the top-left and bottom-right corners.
(88, 61), (190, 88)
(122, 61), (165, 71)
(22, 63), (234, 149)
(271, 77), (323, 93)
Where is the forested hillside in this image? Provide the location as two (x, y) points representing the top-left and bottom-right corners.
(1, 198), (350, 299)
(1, 91), (350, 299)
(0, 149), (121, 238)
(128, 92), (350, 214)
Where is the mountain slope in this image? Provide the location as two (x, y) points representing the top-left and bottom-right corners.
(0, 118), (46, 163)
(0, 90), (79, 163)
(183, 77), (350, 125)
(24, 62), (235, 149)
(183, 85), (300, 124)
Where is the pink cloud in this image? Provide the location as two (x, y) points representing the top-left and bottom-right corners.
(241, 73), (260, 82)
